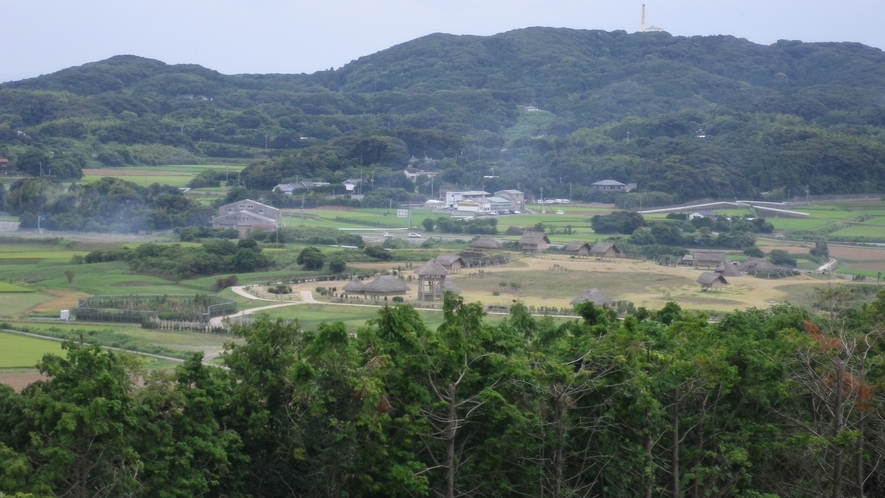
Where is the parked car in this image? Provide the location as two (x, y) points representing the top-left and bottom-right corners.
(555, 210), (565, 215)
(408, 233), (422, 238)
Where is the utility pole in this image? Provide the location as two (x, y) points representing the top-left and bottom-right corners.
(301, 194), (305, 227)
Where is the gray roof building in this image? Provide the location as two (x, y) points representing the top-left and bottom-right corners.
(570, 288), (614, 306)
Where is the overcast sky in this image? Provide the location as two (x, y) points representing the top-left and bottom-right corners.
(2, 0), (883, 84)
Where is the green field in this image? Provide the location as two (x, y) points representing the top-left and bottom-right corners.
(0, 293), (55, 317)
(766, 218), (837, 231)
(262, 303), (513, 332)
(0, 282), (35, 292)
(828, 224), (885, 239)
(80, 174), (194, 187)
(0, 331), (63, 368)
(79, 164), (246, 189)
(1, 321), (232, 359)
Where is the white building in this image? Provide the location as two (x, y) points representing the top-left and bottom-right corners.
(443, 190), (489, 208)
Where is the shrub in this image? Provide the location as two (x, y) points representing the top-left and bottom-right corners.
(364, 246), (392, 261)
(212, 275), (239, 291)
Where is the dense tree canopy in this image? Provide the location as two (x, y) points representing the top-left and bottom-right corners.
(2, 291), (885, 496)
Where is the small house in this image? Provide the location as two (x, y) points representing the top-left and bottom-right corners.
(590, 242), (622, 260)
(519, 231), (550, 253)
(697, 272), (728, 291)
(688, 210), (718, 220)
(344, 179), (362, 192)
(591, 180), (626, 191)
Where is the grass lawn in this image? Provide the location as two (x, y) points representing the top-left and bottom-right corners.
(0, 331), (64, 368)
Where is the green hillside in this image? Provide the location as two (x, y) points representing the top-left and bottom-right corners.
(2, 27), (885, 222)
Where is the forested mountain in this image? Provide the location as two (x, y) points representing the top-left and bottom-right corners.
(3, 28), (885, 202)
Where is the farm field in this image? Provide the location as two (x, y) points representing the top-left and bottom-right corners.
(0, 331), (63, 368)
(766, 218), (837, 231)
(0, 293), (57, 318)
(79, 164), (246, 188)
(827, 222), (885, 240)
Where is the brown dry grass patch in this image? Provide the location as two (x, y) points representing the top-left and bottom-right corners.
(28, 289), (89, 313)
(0, 372), (45, 392)
(294, 254), (836, 313)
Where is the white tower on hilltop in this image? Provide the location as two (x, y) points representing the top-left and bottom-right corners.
(640, 4), (667, 33)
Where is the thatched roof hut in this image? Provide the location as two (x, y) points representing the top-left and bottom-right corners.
(570, 288), (614, 306)
(564, 241), (592, 256)
(692, 251), (727, 269)
(697, 272), (728, 291)
(415, 259), (449, 301)
(519, 231), (550, 252)
(363, 275), (410, 296)
(342, 278), (367, 295)
(737, 258), (790, 278)
(416, 259), (449, 277)
(442, 279), (461, 295)
(716, 263), (742, 277)
(590, 242), (622, 260)
(470, 237), (504, 250)
(435, 255), (466, 273)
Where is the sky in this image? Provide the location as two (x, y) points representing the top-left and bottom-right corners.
(2, 0), (884, 84)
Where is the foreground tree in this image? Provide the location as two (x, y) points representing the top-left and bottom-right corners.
(10, 343), (142, 498)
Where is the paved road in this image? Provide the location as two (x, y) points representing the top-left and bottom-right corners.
(817, 258), (838, 272)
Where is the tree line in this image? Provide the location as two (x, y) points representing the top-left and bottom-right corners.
(2, 291), (885, 497)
